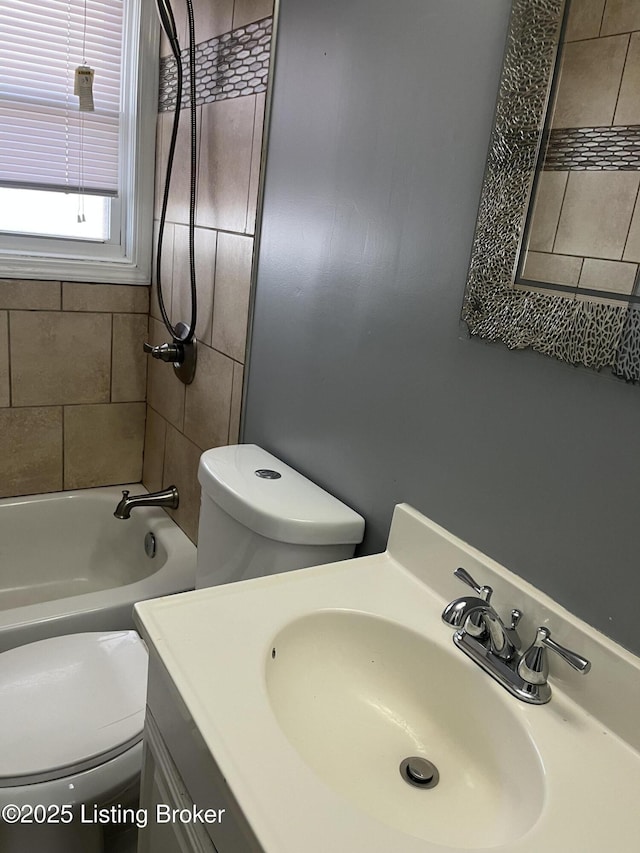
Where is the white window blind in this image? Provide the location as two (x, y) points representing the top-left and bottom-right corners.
(0, 0), (123, 197)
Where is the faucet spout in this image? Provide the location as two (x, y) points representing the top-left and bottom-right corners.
(114, 486), (179, 519)
(442, 595), (490, 629)
(443, 596), (518, 661)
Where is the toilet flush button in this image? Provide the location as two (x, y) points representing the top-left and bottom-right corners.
(255, 469), (281, 479)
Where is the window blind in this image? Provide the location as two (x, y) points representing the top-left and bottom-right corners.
(0, 0), (123, 197)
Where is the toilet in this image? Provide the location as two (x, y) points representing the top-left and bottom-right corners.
(0, 445), (364, 852)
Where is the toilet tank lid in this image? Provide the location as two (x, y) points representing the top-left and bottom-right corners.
(198, 445), (365, 546)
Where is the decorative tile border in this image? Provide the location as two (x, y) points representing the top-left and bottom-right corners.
(543, 125), (640, 171)
(158, 18), (272, 112)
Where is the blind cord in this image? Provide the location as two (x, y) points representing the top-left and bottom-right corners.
(78, 0), (88, 222)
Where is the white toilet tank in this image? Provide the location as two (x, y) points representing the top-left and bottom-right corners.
(196, 445), (365, 588)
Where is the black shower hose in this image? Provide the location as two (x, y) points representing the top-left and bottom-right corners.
(154, 0), (198, 345)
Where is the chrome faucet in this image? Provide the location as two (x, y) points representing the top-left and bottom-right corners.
(114, 486), (179, 519)
(442, 567), (522, 660)
(442, 567), (591, 704)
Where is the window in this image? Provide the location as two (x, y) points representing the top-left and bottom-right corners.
(0, 0), (158, 283)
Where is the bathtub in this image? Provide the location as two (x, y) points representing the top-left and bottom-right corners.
(0, 485), (196, 652)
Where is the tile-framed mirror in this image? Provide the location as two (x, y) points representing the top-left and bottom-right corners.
(462, 0), (640, 381)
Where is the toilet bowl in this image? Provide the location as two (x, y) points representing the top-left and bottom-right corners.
(0, 445), (364, 853)
(0, 630), (147, 853)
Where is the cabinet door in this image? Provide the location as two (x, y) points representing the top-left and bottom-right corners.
(137, 713), (218, 853)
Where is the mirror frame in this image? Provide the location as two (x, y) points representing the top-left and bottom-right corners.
(462, 0), (640, 382)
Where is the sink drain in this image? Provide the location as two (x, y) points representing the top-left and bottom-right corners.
(399, 757), (439, 789)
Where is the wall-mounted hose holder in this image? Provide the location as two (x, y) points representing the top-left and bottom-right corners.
(143, 321), (197, 384)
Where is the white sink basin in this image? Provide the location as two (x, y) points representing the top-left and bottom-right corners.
(266, 610), (544, 848)
(135, 504), (640, 853)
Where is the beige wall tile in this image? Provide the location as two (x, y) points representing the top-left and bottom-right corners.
(565, 0), (606, 41)
(551, 35), (628, 128)
(146, 317), (186, 429)
(211, 232), (253, 361)
(155, 112), (168, 219)
(156, 108), (201, 225)
(521, 251), (583, 286)
(10, 311), (111, 406)
(601, 0), (640, 34)
(0, 280), (60, 310)
(112, 314), (148, 402)
(171, 225), (217, 344)
(578, 257), (637, 293)
(0, 407), (62, 498)
(64, 402), (145, 489)
(527, 171), (568, 253)
(164, 107), (201, 226)
(151, 220), (174, 323)
(228, 362), (244, 444)
(142, 405), (167, 493)
(614, 32), (640, 124)
(196, 97), (256, 232)
(160, 29), (172, 59)
(192, 0), (233, 41)
(63, 282), (149, 313)
(623, 193), (640, 261)
(554, 171), (640, 259)
(163, 425), (203, 543)
(0, 312), (9, 408)
(183, 343), (234, 451)
(247, 94), (266, 235)
(233, 0), (274, 29)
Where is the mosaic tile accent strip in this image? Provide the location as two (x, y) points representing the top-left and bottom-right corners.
(543, 126), (640, 171)
(461, 0), (640, 382)
(158, 18), (272, 112)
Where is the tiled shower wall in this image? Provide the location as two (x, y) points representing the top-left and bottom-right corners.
(522, 0), (640, 299)
(0, 281), (148, 498)
(142, 0), (274, 542)
(0, 0), (273, 512)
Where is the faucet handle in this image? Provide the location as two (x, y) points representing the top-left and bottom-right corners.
(143, 340), (184, 363)
(518, 627), (591, 686)
(454, 567), (493, 603)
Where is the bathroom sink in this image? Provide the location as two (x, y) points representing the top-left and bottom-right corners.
(135, 505), (640, 853)
(266, 610), (544, 848)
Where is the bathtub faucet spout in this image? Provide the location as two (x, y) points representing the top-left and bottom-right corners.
(114, 486), (179, 519)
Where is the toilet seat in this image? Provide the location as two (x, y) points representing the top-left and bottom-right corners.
(0, 631), (148, 787)
(0, 741), (143, 812)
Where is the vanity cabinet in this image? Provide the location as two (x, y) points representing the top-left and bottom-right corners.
(137, 711), (217, 853)
(136, 648), (263, 853)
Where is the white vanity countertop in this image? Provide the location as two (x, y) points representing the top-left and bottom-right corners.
(135, 504), (640, 853)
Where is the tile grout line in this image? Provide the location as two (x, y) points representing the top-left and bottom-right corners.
(611, 32), (632, 125)
(621, 180), (640, 265)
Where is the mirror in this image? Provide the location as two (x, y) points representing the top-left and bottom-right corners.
(462, 0), (640, 382)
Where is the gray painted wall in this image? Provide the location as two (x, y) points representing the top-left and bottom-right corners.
(243, 0), (640, 655)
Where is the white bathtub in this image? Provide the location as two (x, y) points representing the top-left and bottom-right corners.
(0, 485), (196, 652)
